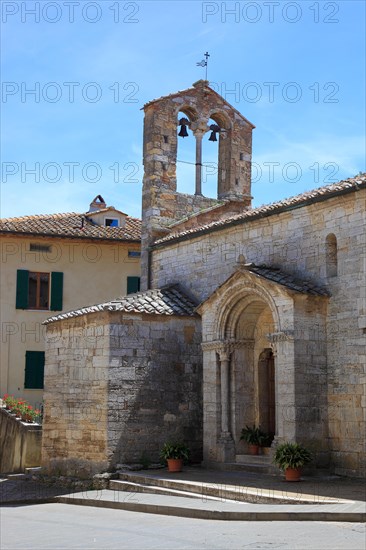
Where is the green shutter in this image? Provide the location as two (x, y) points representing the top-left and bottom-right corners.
(24, 351), (45, 389)
(127, 276), (140, 294)
(50, 272), (63, 311)
(16, 269), (29, 309)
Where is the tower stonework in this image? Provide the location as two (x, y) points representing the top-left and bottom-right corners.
(141, 80), (255, 290)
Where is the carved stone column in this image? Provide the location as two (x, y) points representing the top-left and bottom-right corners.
(216, 342), (235, 462)
(218, 347), (231, 437)
(194, 131), (203, 196)
(267, 331), (296, 445)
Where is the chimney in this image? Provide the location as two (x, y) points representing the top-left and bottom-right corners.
(88, 195), (106, 212)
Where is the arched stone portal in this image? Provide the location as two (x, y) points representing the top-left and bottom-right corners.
(199, 267), (301, 466)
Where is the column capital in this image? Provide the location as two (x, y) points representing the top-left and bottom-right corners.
(190, 118), (209, 136)
(201, 339), (255, 355)
(201, 340), (234, 360)
(267, 330), (294, 343)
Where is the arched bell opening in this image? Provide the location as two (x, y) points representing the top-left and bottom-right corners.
(201, 117), (220, 198)
(176, 107), (198, 194)
(209, 110), (232, 200)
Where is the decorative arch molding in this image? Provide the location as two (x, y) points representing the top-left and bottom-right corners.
(209, 272), (284, 341)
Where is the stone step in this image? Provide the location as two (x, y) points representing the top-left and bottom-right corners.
(115, 472), (313, 504)
(57, 490), (366, 522)
(25, 467), (42, 475)
(110, 480), (226, 501)
(236, 454), (271, 465)
(221, 462), (273, 475)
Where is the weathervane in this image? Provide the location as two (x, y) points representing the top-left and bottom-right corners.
(196, 51), (210, 81)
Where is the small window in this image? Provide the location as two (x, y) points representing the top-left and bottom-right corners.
(105, 218), (119, 227)
(25, 351), (45, 389)
(30, 243), (51, 253)
(128, 251), (141, 258)
(127, 276), (140, 294)
(240, 153), (244, 161)
(326, 233), (338, 277)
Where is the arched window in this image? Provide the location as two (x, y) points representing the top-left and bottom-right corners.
(326, 233), (338, 277)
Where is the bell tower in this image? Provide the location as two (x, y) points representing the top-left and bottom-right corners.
(141, 80), (255, 290)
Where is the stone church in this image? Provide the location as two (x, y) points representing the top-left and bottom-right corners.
(42, 80), (366, 478)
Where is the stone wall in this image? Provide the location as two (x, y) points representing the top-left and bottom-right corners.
(0, 408), (42, 473)
(43, 310), (202, 476)
(107, 312), (202, 466)
(42, 312), (110, 477)
(151, 187), (366, 477)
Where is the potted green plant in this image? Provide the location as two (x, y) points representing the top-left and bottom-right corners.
(160, 442), (190, 472)
(259, 432), (274, 455)
(273, 442), (313, 481)
(240, 425), (265, 455)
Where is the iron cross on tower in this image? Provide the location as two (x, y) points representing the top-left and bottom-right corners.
(196, 52), (210, 81)
(204, 51), (210, 80)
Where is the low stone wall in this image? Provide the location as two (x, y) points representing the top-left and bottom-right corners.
(0, 408), (42, 473)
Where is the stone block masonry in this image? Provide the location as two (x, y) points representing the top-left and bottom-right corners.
(43, 310), (202, 476)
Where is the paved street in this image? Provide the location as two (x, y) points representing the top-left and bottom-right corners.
(1, 503), (365, 550)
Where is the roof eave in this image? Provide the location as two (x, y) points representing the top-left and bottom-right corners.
(0, 230), (141, 243)
(152, 179), (366, 249)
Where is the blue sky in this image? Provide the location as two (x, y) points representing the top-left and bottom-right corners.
(1, 0), (365, 219)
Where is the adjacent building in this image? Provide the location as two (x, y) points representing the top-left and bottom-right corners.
(0, 196), (141, 407)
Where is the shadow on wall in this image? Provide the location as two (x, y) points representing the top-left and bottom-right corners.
(107, 315), (203, 468)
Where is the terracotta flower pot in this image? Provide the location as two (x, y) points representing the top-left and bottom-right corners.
(248, 444), (260, 455)
(285, 467), (302, 481)
(167, 458), (183, 472)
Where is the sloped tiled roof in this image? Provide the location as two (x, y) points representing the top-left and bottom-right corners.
(244, 264), (330, 296)
(154, 174), (366, 247)
(0, 212), (141, 242)
(43, 285), (198, 325)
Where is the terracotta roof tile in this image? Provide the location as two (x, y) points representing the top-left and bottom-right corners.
(154, 174), (366, 246)
(0, 212), (141, 242)
(43, 285), (198, 324)
(244, 264), (330, 296)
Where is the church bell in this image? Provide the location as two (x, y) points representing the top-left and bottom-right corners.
(208, 124), (220, 142)
(178, 118), (189, 138)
